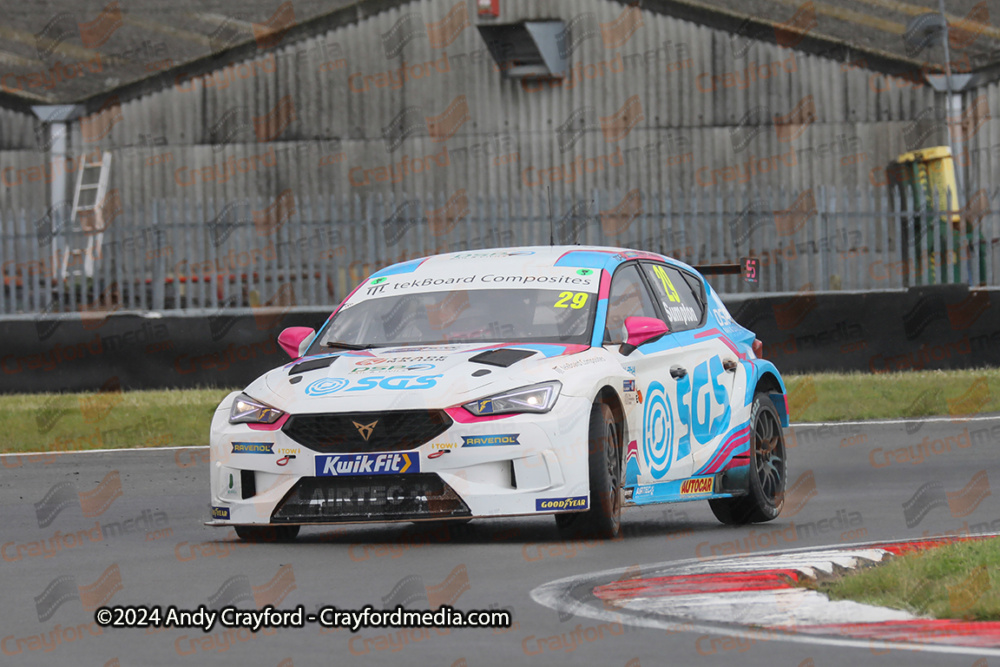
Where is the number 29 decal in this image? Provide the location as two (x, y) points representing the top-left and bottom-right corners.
(652, 265), (681, 303)
(554, 292), (588, 309)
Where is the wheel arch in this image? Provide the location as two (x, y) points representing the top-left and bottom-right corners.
(751, 364), (789, 427)
(595, 385), (628, 450)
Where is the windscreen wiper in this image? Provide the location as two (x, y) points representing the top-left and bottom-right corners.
(322, 341), (373, 350)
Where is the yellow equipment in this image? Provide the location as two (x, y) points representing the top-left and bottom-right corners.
(888, 146), (985, 285)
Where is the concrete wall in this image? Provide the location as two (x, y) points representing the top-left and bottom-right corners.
(3, 285), (997, 393)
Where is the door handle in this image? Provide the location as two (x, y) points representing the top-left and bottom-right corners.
(670, 366), (687, 379)
(723, 358), (738, 373)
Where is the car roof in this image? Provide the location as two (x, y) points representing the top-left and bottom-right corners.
(371, 245), (697, 280)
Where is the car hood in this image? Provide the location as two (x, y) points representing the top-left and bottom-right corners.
(247, 343), (596, 413)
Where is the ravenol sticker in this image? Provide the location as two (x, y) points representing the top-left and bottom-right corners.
(231, 442), (274, 454)
(536, 496), (588, 511)
(680, 477), (714, 495)
(623, 379), (636, 392)
(462, 434), (520, 447)
(315, 453), (419, 476)
(211, 506), (230, 520)
(634, 485), (654, 497)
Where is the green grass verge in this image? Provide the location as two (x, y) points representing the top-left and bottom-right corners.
(817, 538), (1000, 621)
(0, 388), (235, 453)
(1, 368), (999, 453)
(784, 368), (1000, 423)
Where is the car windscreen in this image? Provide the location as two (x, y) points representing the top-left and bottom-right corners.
(309, 287), (597, 352)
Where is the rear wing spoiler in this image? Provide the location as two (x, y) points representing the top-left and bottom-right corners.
(694, 257), (759, 283)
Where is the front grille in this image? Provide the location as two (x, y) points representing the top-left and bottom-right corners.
(271, 474), (471, 523)
(282, 410), (452, 453)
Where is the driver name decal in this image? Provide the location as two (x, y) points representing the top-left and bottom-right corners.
(664, 303), (698, 324)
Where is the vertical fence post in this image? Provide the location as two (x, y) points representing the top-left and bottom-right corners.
(152, 200), (165, 310)
(662, 187), (672, 262)
(0, 208), (7, 315)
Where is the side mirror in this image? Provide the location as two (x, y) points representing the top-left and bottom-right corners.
(619, 317), (669, 356)
(277, 327), (315, 359)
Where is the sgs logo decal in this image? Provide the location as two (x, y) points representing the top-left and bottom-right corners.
(642, 357), (731, 479)
(306, 375), (443, 396)
(642, 381), (674, 479)
(688, 356), (731, 444)
(305, 378), (349, 396)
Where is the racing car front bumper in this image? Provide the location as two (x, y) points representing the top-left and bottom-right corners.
(207, 395), (595, 526)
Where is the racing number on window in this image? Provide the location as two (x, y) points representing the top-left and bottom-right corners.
(555, 292), (588, 309)
(652, 266), (681, 303)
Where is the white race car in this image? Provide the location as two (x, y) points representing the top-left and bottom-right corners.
(208, 246), (789, 540)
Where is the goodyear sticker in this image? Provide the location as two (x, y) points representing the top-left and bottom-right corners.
(315, 452), (419, 477)
(474, 398), (494, 414)
(462, 434), (520, 447)
(211, 506), (230, 520)
(680, 477), (714, 495)
(535, 496), (588, 511)
(232, 442), (274, 454)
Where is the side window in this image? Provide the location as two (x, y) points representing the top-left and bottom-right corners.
(605, 265), (661, 343)
(642, 263), (705, 332)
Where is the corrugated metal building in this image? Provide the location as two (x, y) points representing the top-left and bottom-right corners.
(2, 0), (992, 209)
(1, 0), (998, 311)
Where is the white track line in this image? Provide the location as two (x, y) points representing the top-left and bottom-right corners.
(793, 414), (1000, 427)
(0, 445), (208, 458)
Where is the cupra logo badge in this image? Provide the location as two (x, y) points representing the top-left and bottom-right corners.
(353, 420), (378, 441)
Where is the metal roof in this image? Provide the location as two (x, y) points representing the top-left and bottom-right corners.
(0, 0), (996, 106)
(655, 0), (999, 78)
(0, 0), (358, 104)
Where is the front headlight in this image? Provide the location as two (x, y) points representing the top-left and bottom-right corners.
(463, 381), (562, 416)
(229, 394), (285, 424)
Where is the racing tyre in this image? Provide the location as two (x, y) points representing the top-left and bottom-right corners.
(709, 392), (786, 525)
(234, 525), (300, 542)
(555, 401), (622, 539)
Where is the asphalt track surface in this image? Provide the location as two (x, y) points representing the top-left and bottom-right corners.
(2, 416), (999, 667)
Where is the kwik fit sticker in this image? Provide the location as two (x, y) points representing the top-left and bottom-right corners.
(315, 452), (419, 476)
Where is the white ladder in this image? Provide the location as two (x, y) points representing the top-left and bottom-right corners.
(60, 150), (112, 279)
